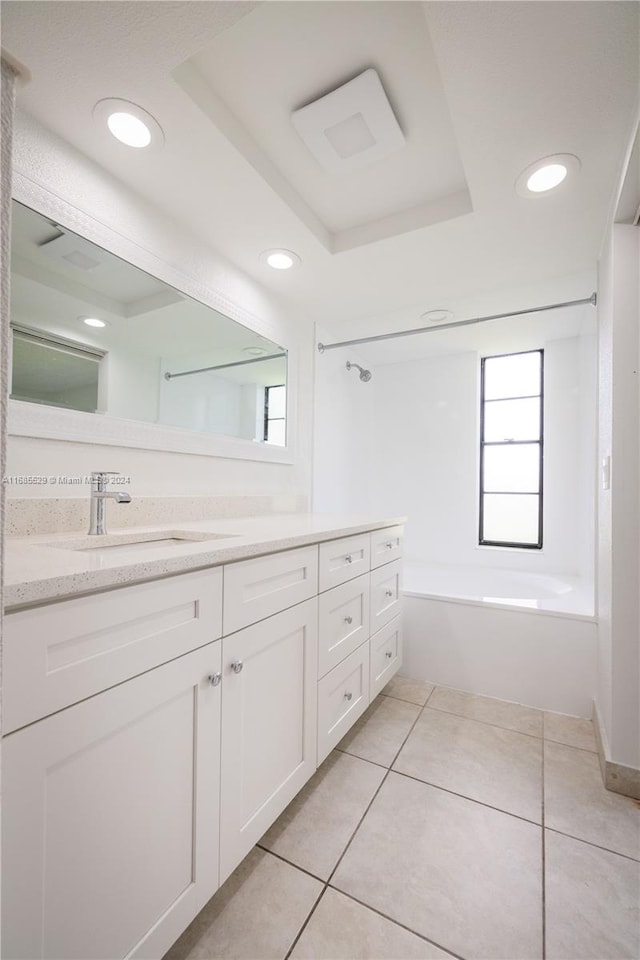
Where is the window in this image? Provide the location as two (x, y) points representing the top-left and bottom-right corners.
(264, 384), (286, 446)
(10, 326), (104, 414)
(479, 349), (543, 548)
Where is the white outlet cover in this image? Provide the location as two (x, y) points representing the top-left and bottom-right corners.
(291, 68), (405, 176)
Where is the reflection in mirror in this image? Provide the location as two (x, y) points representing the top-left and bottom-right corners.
(11, 326), (104, 413)
(9, 201), (287, 445)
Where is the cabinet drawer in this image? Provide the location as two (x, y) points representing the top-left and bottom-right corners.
(3, 568), (222, 734)
(317, 641), (370, 764)
(318, 534), (370, 592)
(370, 560), (402, 634)
(223, 545), (318, 635)
(318, 573), (370, 678)
(371, 525), (404, 569)
(370, 616), (403, 699)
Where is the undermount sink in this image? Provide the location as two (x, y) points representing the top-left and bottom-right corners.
(45, 530), (239, 555)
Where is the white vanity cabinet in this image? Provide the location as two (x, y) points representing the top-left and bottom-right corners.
(2, 521), (403, 960)
(2, 641), (222, 960)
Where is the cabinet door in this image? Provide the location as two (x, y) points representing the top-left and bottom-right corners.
(219, 598), (318, 882)
(2, 643), (222, 960)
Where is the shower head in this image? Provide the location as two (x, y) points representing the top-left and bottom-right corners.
(346, 361), (372, 382)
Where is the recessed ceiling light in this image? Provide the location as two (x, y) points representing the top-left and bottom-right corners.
(420, 309), (453, 325)
(527, 164), (567, 193)
(261, 249), (301, 270)
(108, 112), (151, 148)
(93, 99), (164, 150)
(516, 154), (580, 198)
(81, 316), (108, 328)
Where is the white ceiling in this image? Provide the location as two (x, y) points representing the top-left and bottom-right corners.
(176, 2), (471, 250)
(3, 1), (639, 331)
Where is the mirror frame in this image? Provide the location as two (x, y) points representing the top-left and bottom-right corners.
(9, 176), (296, 464)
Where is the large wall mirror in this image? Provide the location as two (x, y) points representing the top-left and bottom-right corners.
(9, 200), (288, 454)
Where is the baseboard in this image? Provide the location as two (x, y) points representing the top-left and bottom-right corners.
(592, 701), (640, 800)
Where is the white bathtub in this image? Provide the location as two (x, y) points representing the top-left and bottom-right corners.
(401, 562), (597, 717)
(403, 562), (594, 617)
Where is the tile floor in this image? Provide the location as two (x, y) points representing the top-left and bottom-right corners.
(165, 678), (640, 960)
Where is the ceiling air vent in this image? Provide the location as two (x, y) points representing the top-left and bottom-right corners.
(291, 68), (405, 176)
(38, 233), (102, 271)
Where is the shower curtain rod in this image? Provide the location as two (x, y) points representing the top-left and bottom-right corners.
(316, 293), (597, 353)
(164, 352), (286, 381)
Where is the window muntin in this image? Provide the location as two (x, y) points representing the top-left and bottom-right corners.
(479, 349), (543, 549)
(264, 384), (286, 446)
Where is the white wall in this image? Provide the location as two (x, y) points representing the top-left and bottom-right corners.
(158, 364), (259, 442)
(312, 342), (375, 515)
(7, 112), (314, 501)
(597, 223), (640, 768)
(370, 351), (478, 566)
(315, 332), (597, 579)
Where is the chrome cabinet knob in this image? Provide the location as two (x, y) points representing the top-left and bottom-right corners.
(386, 542), (394, 550)
(385, 651), (393, 659)
(344, 691), (353, 701)
(385, 588), (394, 598)
(208, 672), (222, 686)
(231, 660), (244, 674)
(344, 615), (353, 624)
(345, 554), (353, 564)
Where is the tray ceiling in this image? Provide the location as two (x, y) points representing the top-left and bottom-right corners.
(174, 2), (472, 253)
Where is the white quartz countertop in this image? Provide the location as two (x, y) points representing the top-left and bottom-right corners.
(4, 513), (405, 610)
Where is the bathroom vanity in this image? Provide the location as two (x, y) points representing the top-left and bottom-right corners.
(2, 514), (403, 960)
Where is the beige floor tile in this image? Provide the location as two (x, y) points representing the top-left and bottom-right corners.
(338, 695), (421, 767)
(394, 708), (542, 822)
(543, 710), (597, 752)
(260, 751), (385, 880)
(332, 772), (543, 960)
(545, 830), (640, 959)
(291, 888), (454, 959)
(544, 740), (640, 860)
(164, 848), (321, 960)
(428, 685), (543, 737)
(383, 674), (434, 706)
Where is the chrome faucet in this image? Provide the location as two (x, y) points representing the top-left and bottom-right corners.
(88, 471), (132, 535)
